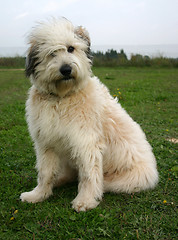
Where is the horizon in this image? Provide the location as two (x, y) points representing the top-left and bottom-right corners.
(0, 44), (178, 59)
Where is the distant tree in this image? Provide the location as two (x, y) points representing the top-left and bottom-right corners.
(118, 49), (127, 60)
(93, 51), (104, 59)
(130, 54), (144, 66)
(118, 49), (128, 65)
(105, 49), (118, 59)
(143, 55), (151, 66)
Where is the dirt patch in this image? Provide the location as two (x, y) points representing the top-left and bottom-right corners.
(166, 138), (178, 144)
(0, 69), (25, 71)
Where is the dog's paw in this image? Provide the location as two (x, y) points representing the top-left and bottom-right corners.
(20, 190), (42, 203)
(71, 196), (99, 212)
(20, 187), (52, 203)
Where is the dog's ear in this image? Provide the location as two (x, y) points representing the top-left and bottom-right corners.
(75, 26), (92, 61)
(25, 43), (39, 77)
(75, 26), (91, 47)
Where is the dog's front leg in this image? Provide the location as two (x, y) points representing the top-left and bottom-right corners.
(20, 148), (59, 203)
(72, 148), (103, 212)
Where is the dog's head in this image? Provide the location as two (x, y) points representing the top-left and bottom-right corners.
(25, 18), (92, 97)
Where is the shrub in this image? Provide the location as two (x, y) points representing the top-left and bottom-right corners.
(0, 56), (25, 68)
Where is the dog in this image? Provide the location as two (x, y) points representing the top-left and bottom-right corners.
(20, 18), (158, 211)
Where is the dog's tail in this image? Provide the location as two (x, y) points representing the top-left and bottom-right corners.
(104, 160), (158, 194)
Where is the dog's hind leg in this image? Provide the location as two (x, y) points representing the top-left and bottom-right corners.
(20, 148), (60, 203)
(104, 160), (158, 194)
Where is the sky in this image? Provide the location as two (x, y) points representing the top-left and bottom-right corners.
(0, 0), (178, 48)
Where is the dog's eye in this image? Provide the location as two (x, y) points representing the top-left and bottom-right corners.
(68, 46), (75, 53)
(50, 52), (57, 57)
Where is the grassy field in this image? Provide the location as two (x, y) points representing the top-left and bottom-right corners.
(0, 67), (177, 239)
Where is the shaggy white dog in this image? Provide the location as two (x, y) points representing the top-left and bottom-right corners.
(20, 18), (158, 211)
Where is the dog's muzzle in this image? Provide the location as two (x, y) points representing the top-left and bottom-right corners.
(60, 64), (72, 81)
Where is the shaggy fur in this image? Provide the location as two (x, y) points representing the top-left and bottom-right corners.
(20, 18), (158, 211)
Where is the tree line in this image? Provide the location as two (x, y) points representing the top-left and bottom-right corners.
(0, 49), (178, 68)
(92, 49), (178, 67)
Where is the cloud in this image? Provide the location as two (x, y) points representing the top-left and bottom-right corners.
(42, 0), (81, 13)
(15, 12), (29, 20)
(42, 0), (60, 13)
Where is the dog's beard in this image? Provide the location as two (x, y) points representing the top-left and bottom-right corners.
(60, 75), (75, 81)
(49, 76), (76, 97)
(54, 72), (75, 85)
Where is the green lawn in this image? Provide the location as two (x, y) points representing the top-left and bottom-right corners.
(0, 67), (177, 239)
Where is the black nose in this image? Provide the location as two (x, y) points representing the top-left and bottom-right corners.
(60, 64), (72, 77)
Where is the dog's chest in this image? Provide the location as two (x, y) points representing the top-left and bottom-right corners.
(27, 90), (94, 152)
(29, 100), (72, 143)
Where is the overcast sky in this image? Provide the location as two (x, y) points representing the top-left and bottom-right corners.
(0, 0), (178, 47)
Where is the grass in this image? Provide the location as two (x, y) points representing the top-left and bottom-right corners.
(0, 67), (177, 239)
